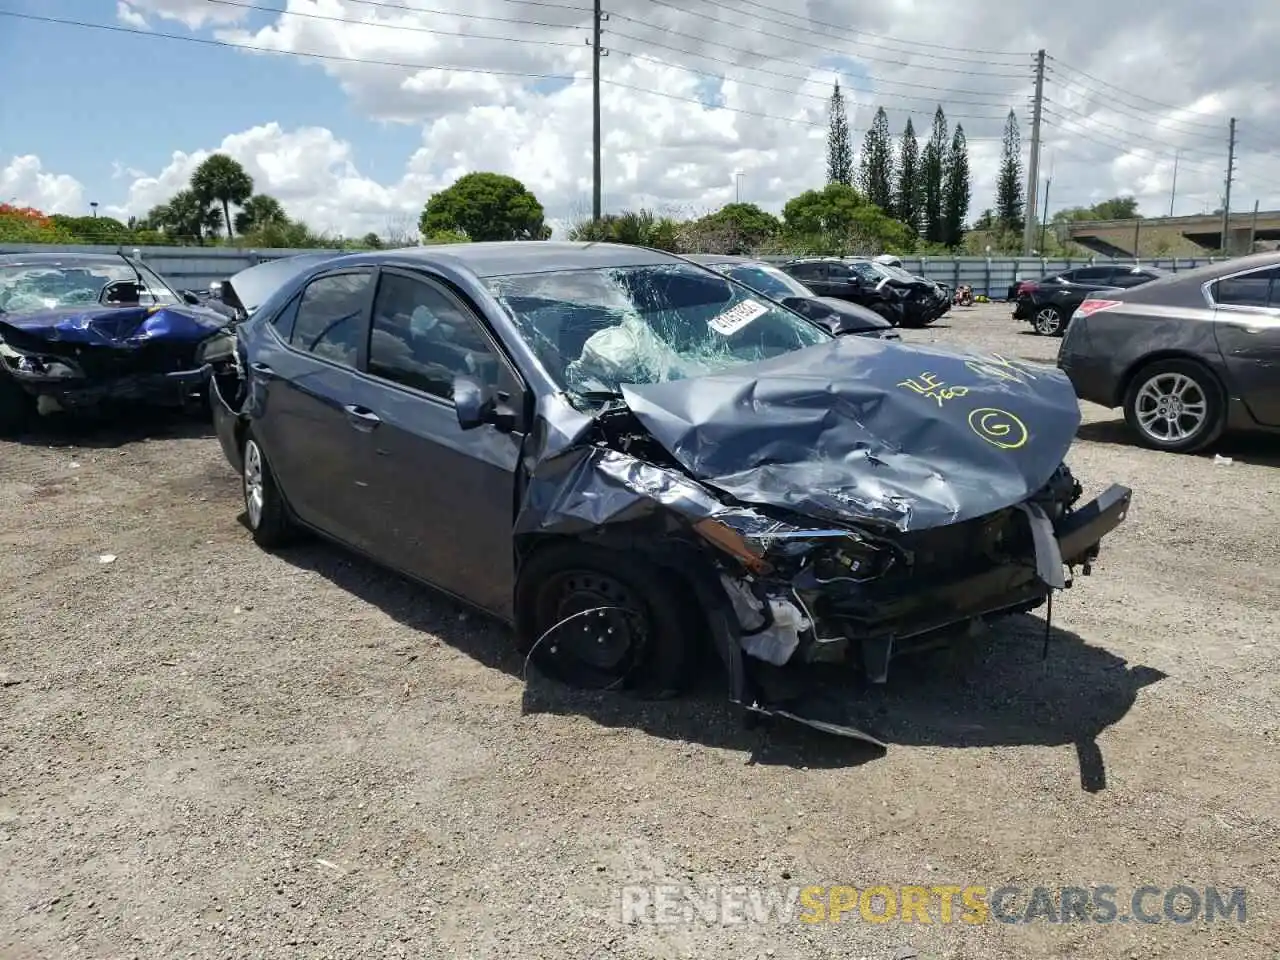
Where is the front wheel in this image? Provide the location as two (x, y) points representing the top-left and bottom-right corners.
(1122, 358), (1226, 453)
(515, 543), (697, 698)
(1032, 306), (1063, 336)
(0, 376), (35, 438)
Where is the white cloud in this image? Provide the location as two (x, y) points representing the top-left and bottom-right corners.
(1, 156), (85, 215)
(17, 0), (1280, 235)
(115, 2), (149, 30)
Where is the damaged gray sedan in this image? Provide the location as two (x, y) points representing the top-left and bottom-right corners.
(210, 242), (1131, 740)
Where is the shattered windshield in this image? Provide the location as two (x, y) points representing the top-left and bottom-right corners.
(485, 263), (831, 397)
(0, 259), (177, 314)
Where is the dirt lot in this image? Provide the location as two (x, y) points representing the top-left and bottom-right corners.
(2, 302), (1278, 960)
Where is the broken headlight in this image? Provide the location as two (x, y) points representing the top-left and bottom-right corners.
(800, 538), (895, 584)
(0, 346), (84, 381)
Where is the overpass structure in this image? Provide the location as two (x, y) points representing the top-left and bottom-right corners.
(1062, 210), (1280, 258)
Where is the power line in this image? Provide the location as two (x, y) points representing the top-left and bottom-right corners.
(609, 46), (1015, 118)
(1042, 109), (1223, 172)
(194, 0), (586, 47)
(1046, 57), (1225, 133)
(0, 10), (584, 77)
(0, 10), (1003, 135)
(699, 0), (1029, 58)
(609, 0), (1031, 80)
(1044, 100), (1228, 163)
(605, 20), (1026, 100)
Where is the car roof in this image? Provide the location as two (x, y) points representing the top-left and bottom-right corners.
(371, 241), (683, 279)
(685, 253), (750, 265)
(1117, 251), (1280, 305)
(0, 251), (130, 267)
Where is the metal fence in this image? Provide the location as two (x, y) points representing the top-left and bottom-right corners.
(0, 242), (1225, 300)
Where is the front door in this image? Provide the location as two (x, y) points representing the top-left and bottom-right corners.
(354, 268), (526, 617)
(1211, 265), (1280, 427)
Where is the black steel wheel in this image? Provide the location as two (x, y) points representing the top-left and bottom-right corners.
(516, 542), (696, 697)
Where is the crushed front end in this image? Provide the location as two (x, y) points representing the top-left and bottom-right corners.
(704, 463), (1129, 693)
(0, 306), (235, 424)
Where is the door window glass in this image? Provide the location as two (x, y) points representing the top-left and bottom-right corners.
(290, 272), (373, 367)
(368, 272), (505, 401)
(1213, 268), (1280, 308)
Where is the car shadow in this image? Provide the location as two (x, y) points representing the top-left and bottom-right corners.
(269, 533), (1162, 786)
(8, 406), (216, 449)
(1076, 417), (1280, 467)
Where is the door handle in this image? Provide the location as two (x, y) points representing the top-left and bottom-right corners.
(343, 404), (382, 429)
(250, 361), (274, 375)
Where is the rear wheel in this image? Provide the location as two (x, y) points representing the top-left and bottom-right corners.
(242, 429), (295, 547)
(1122, 358), (1226, 453)
(1033, 305), (1063, 336)
(515, 542), (696, 698)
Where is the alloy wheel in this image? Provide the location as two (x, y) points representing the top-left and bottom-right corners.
(243, 439), (265, 530)
(1133, 372), (1208, 445)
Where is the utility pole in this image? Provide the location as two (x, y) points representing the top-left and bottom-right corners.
(590, 0), (607, 222)
(1021, 49), (1046, 255)
(1220, 117), (1236, 255)
(1250, 199), (1260, 252)
(1169, 149), (1179, 217)
(1039, 175), (1051, 253)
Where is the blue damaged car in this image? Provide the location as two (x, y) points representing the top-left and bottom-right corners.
(0, 252), (237, 433)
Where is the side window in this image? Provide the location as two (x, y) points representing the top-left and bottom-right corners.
(1073, 267), (1112, 282)
(788, 263), (820, 280)
(290, 272), (374, 367)
(271, 293), (301, 340)
(1213, 268), (1280, 308)
(850, 262), (881, 283)
(367, 271), (506, 402)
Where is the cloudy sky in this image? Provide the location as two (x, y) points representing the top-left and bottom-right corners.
(2, 0), (1278, 238)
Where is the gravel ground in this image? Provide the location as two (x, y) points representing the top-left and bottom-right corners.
(2, 302), (1278, 960)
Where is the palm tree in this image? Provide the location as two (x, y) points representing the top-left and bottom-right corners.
(162, 190), (206, 242)
(190, 154), (254, 240)
(234, 194), (288, 235)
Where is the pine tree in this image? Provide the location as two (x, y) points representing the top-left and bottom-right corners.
(996, 109), (1025, 233)
(894, 118), (921, 235)
(826, 81), (854, 187)
(921, 106), (948, 244)
(942, 124), (971, 247)
(857, 107), (895, 211)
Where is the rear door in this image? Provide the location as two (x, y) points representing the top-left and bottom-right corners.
(252, 267), (380, 550)
(1210, 265), (1280, 426)
(788, 262), (830, 295)
(356, 267), (526, 616)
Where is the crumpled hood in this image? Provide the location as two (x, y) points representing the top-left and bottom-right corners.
(619, 335), (1081, 532)
(0, 304), (228, 350)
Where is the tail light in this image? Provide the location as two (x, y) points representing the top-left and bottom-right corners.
(1075, 298), (1122, 319)
(1016, 281), (1037, 295)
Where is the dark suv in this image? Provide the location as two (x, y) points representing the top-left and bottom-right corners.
(781, 257), (948, 328)
(1014, 264), (1166, 335)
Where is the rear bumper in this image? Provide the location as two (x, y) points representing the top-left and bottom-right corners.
(1012, 299), (1035, 320)
(209, 372), (245, 474)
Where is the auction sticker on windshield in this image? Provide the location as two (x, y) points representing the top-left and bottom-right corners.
(709, 298), (768, 336)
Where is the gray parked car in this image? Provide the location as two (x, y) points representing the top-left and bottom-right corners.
(1056, 251), (1280, 453)
(208, 241), (1131, 740)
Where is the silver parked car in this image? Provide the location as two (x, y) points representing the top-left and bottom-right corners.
(1056, 251), (1280, 453)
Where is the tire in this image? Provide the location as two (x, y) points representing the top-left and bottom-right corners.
(515, 542), (697, 698)
(241, 428), (295, 548)
(1122, 358), (1226, 454)
(1032, 305), (1063, 336)
(0, 375), (34, 438)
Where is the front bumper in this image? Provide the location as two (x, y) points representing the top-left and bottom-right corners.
(4, 364), (214, 410)
(792, 484), (1132, 677)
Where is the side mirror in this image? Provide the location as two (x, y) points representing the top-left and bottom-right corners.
(182, 290), (201, 305)
(780, 296), (811, 314)
(453, 375), (518, 434)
